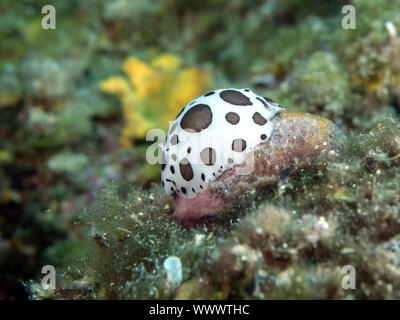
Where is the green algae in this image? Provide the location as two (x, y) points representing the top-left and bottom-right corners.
(280, 51), (351, 121)
(26, 116), (399, 300)
(46, 182), (224, 299)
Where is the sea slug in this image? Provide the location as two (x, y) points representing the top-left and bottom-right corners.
(160, 89), (345, 222)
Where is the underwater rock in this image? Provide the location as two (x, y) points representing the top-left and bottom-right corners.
(174, 111), (346, 222)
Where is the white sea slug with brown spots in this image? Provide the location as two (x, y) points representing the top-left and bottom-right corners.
(160, 88), (345, 222)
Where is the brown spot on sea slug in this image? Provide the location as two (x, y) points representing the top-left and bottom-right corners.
(174, 111), (346, 222)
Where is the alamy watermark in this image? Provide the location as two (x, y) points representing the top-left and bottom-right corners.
(341, 5), (356, 30)
(341, 265), (356, 290)
(41, 265), (56, 289)
(41, 5), (56, 30)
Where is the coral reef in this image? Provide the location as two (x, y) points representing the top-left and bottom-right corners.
(0, 0), (399, 300)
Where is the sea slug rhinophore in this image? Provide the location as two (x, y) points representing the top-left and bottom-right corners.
(160, 88), (346, 222)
